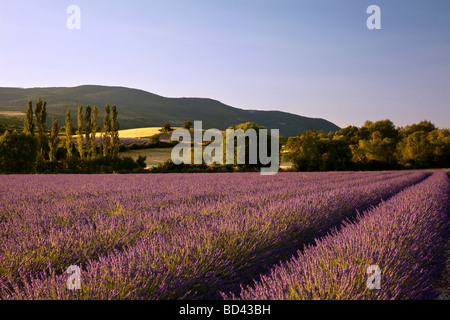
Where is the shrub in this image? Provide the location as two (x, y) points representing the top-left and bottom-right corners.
(0, 131), (38, 173)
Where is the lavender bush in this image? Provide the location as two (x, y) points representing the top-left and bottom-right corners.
(227, 171), (449, 300)
(0, 171), (435, 299)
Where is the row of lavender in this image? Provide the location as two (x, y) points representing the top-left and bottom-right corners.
(228, 171), (450, 300)
(0, 171), (429, 299)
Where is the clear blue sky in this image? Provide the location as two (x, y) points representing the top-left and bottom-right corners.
(0, 0), (449, 129)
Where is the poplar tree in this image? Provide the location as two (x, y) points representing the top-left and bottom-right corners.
(48, 119), (60, 162)
(84, 105), (92, 160)
(111, 105), (120, 158)
(102, 104), (111, 158)
(65, 109), (74, 160)
(77, 105), (84, 160)
(91, 105), (98, 158)
(35, 99), (47, 161)
(23, 100), (34, 135)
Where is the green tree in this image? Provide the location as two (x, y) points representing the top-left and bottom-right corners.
(183, 120), (193, 130)
(111, 105), (120, 158)
(351, 120), (399, 168)
(396, 131), (431, 168)
(102, 104), (111, 158)
(429, 129), (450, 167)
(147, 134), (160, 145)
(284, 130), (352, 171)
(91, 105), (98, 158)
(161, 122), (172, 132)
(223, 122), (279, 170)
(0, 130), (38, 173)
(77, 105), (84, 160)
(284, 131), (322, 171)
(322, 139), (352, 171)
(84, 105), (92, 159)
(48, 119), (60, 162)
(400, 120), (436, 137)
(335, 125), (370, 145)
(285, 119), (448, 171)
(23, 100), (34, 135)
(396, 122), (450, 168)
(136, 155), (147, 168)
(35, 99), (48, 162)
(65, 109), (74, 160)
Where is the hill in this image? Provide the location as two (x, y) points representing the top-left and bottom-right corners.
(0, 85), (340, 137)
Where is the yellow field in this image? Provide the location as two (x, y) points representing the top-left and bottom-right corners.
(117, 127), (182, 138)
(76, 127), (180, 139)
(0, 111), (25, 117)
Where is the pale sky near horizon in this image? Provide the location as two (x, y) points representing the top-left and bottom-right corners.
(0, 0), (449, 129)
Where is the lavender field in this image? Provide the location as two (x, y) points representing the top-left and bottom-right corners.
(0, 171), (448, 300)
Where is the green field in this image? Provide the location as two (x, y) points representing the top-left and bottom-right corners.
(119, 148), (173, 167)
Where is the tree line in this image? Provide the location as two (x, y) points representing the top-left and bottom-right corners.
(0, 100), (146, 173)
(283, 119), (450, 171)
